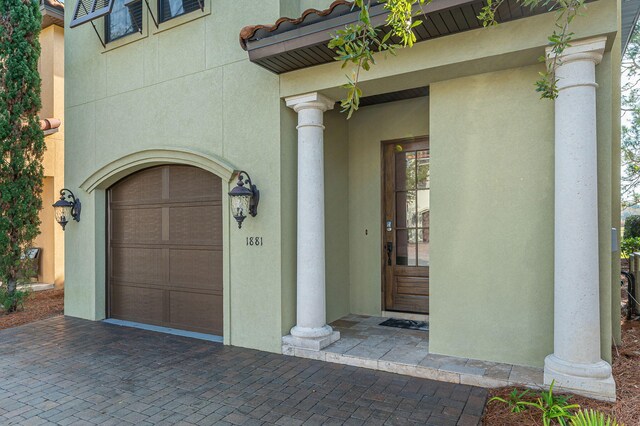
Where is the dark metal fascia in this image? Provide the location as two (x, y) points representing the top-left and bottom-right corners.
(247, 3), (388, 51)
(622, 0), (640, 54)
(245, 0), (478, 61)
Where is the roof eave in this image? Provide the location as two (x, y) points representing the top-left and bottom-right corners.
(243, 0), (547, 75)
(244, 0), (475, 54)
(622, 0), (640, 54)
(40, 5), (65, 29)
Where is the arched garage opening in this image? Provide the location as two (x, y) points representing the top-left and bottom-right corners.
(107, 165), (223, 336)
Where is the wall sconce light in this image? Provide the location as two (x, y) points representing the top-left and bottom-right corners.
(228, 171), (259, 229)
(52, 189), (81, 231)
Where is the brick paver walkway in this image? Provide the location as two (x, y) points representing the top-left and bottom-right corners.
(0, 317), (487, 425)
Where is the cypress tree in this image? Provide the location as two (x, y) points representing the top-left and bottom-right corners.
(0, 0), (45, 311)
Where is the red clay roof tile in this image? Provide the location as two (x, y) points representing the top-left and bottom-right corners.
(43, 0), (64, 12)
(40, 118), (62, 132)
(239, 0), (354, 50)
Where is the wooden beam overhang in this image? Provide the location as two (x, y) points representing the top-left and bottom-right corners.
(241, 0), (556, 75)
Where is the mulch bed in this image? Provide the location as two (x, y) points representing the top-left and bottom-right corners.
(482, 317), (640, 425)
(0, 289), (64, 330)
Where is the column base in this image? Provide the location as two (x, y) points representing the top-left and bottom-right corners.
(282, 330), (340, 351)
(544, 354), (616, 401)
(290, 324), (334, 339)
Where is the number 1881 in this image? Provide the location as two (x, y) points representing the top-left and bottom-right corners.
(246, 237), (263, 246)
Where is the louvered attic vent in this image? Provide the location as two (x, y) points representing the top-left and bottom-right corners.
(70, 0), (115, 28)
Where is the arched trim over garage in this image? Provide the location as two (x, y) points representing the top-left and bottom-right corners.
(80, 148), (237, 192)
(78, 147), (234, 344)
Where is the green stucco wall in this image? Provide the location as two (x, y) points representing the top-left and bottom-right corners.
(299, 0), (335, 12)
(280, 0), (619, 368)
(318, 97), (430, 321)
(426, 57), (618, 367)
(347, 98), (429, 316)
(428, 65), (555, 367)
(64, 0), (620, 368)
(280, 104), (298, 337)
(65, 0), (298, 353)
(324, 110), (351, 323)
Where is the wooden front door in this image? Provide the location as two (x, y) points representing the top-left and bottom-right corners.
(107, 165), (223, 335)
(383, 138), (430, 314)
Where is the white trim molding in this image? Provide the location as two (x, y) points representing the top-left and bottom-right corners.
(80, 147), (237, 192)
(77, 147), (235, 347)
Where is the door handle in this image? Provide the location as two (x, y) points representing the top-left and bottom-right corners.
(385, 242), (393, 266)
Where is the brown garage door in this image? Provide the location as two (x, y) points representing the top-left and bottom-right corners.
(107, 165), (223, 335)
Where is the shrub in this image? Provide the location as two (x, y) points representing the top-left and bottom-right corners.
(489, 381), (578, 426)
(519, 381), (579, 426)
(621, 237), (640, 258)
(624, 215), (640, 239)
(489, 389), (530, 413)
(0, 286), (30, 312)
(489, 383), (626, 426)
(571, 409), (623, 426)
(0, 0), (45, 313)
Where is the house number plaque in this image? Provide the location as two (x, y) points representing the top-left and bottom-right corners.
(246, 237), (264, 246)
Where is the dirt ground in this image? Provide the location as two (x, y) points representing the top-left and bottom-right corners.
(0, 289), (64, 330)
(483, 317), (640, 425)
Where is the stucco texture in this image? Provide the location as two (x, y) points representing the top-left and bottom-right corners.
(64, 0), (295, 353)
(281, 0), (619, 368)
(428, 65), (554, 367)
(64, 0), (620, 369)
(346, 98), (429, 316)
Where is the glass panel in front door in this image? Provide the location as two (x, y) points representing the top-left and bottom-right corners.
(395, 148), (430, 267)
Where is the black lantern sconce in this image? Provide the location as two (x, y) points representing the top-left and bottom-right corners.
(52, 189), (81, 231)
(228, 171), (259, 229)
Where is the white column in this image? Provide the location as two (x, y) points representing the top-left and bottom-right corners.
(283, 92), (340, 351)
(543, 37), (615, 401)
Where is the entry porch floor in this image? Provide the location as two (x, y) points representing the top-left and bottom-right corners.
(283, 314), (544, 391)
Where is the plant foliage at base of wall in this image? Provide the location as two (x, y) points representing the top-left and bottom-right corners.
(571, 409), (623, 426)
(0, 287), (31, 313)
(621, 237), (640, 259)
(488, 381), (624, 426)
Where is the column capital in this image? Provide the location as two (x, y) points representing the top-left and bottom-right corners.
(546, 36), (606, 66)
(285, 92), (335, 113)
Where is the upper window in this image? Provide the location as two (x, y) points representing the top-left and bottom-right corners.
(158, 0), (202, 23)
(105, 0), (142, 43)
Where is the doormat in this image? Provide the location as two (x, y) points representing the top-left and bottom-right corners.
(379, 318), (429, 331)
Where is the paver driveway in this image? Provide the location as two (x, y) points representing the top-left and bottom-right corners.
(0, 317), (487, 425)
